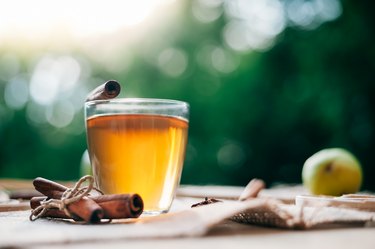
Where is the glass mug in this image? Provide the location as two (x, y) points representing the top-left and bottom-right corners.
(85, 98), (189, 215)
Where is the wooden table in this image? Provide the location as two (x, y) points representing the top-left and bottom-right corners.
(1, 181), (374, 249)
(25, 221), (375, 249)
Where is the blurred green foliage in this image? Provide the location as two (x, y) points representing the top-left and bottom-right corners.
(0, 0), (374, 191)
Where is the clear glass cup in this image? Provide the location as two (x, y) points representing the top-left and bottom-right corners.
(85, 98), (189, 215)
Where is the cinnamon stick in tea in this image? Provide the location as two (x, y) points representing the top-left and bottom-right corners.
(30, 193), (143, 219)
(33, 177), (104, 223)
(85, 80), (121, 102)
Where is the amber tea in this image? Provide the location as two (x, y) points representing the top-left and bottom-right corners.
(85, 99), (189, 214)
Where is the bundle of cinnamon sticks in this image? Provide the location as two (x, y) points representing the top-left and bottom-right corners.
(30, 177), (143, 223)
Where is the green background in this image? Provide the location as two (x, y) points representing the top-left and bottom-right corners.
(0, 0), (374, 191)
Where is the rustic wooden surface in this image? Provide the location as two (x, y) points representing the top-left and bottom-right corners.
(1, 180), (374, 249)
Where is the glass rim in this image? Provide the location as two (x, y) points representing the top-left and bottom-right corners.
(85, 97), (189, 107)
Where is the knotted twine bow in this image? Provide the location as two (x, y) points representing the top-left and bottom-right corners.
(30, 175), (95, 221)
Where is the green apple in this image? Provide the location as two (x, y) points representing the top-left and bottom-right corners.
(302, 148), (363, 196)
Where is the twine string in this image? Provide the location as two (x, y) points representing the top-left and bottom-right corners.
(30, 175), (95, 221)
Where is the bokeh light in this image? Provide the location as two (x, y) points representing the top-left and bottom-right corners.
(222, 0), (342, 52)
(4, 76), (29, 110)
(192, 0), (223, 23)
(158, 48), (188, 77)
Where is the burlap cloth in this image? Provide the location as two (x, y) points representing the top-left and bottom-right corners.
(232, 198), (375, 229)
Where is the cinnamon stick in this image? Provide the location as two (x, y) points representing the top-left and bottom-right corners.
(33, 177), (143, 219)
(33, 177), (67, 198)
(9, 189), (43, 200)
(85, 80), (121, 102)
(239, 178), (265, 201)
(91, 194), (143, 218)
(30, 193), (143, 219)
(32, 177), (104, 223)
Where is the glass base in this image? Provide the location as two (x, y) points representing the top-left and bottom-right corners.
(141, 209), (169, 216)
